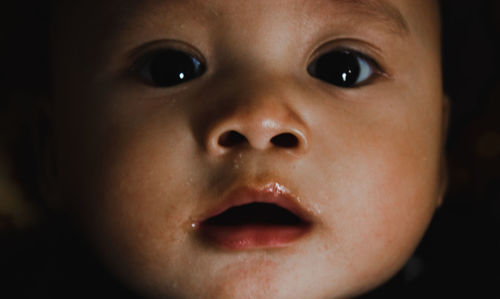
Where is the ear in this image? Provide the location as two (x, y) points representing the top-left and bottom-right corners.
(436, 93), (450, 208)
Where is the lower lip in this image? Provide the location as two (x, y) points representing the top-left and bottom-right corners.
(199, 224), (311, 250)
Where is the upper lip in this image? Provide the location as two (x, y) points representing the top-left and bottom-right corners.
(197, 182), (314, 225)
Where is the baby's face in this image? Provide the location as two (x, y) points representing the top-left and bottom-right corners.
(50, 0), (445, 298)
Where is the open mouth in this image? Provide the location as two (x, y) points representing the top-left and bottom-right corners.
(203, 202), (305, 226)
(199, 192), (312, 250)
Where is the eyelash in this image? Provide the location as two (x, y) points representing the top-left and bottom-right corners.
(132, 47), (383, 88)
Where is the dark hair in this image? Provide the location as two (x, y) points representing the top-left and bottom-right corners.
(440, 0), (500, 142)
(1, 1), (52, 211)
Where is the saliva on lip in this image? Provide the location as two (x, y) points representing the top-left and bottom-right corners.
(264, 182), (289, 196)
(265, 182), (322, 215)
(185, 217), (199, 232)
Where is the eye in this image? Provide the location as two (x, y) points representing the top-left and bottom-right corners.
(135, 49), (206, 87)
(307, 50), (379, 88)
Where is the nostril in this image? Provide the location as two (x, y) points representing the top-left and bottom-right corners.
(218, 130), (247, 147)
(270, 133), (299, 148)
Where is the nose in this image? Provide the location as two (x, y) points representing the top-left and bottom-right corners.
(201, 82), (309, 157)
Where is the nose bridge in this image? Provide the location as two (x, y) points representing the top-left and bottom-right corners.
(200, 73), (310, 156)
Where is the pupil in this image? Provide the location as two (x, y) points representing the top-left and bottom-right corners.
(313, 51), (360, 87)
(149, 49), (201, 87)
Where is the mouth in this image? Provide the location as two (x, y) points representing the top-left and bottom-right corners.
(197, 183), (313, 250)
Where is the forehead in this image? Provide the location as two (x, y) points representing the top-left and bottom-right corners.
(52, 0), (437, 38)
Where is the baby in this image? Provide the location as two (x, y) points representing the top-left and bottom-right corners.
(42, 0), (448, 298)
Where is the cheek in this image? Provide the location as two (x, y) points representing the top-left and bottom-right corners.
(340, 145), (439, 253)
(54, 96), (199, 270)
(334, 152), (438, 290)
(309, 91), (443, 288)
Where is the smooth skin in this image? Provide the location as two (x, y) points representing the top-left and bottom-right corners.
(47, 0), (447, 298)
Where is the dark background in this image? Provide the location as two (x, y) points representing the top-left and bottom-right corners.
(1, 1), (499, 298)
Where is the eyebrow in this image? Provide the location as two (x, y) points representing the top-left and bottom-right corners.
(329, 0), (410, 37)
